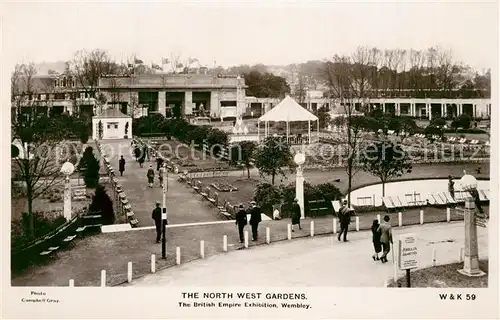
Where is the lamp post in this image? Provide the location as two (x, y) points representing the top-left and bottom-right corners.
(236, 75), (241, 119)
(60, 162), (75, 221)
(294, 152), (306, 220)
(458, 171), (486, 277)
(161, 163), (168, 259)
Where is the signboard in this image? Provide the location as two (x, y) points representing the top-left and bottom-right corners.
(399, 233), (418, 270)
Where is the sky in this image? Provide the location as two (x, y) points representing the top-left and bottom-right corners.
(1, 0), (498, 73)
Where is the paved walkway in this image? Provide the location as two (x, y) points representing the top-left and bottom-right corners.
(127, 222), (489, 287)
(100, 140), (220, 226)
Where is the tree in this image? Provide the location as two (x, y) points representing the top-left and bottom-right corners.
(98, 120), (103, 139)
(314, 106), (331, 129)
(451, 114), (472, 129)
(323, 46), (381, 206)
(254, 136), (294, 185)
(89, 184), (114, 225)
(79, 146), (100, 188)
(230, 141), (257, 179)
(360, 141), (412, 197)
(11, 115), (68, 238)
(70, 49), (117, 99)
(244, 70), (290, 98)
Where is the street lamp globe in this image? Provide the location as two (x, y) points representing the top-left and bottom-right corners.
(61, 162), (75, 176)
(460, 170), (478, 191)
(294, 152), (306, 166)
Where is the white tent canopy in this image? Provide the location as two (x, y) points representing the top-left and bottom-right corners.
(257, 95), (320, 144)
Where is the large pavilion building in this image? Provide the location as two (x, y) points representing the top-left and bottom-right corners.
(12, 73), (492, 121)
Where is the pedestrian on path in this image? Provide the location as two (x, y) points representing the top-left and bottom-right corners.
(337, 200), (352, 242)
(157, 156), (164, 171)
(235, 204), (248, 243)
(134, 146), (141, 162)
(290, 198), (302, 232)
(249, 201), (262, 241)
(118, 155), (126, 176)
(448, 175), (455, 199)
(138, 150), (146, 168)
(147, 165), (155, 188)
(158, 164), (165, 188)
(151, 201), (162, 243)
(371, 219), (382, 261)
(377, 215), (393, 263)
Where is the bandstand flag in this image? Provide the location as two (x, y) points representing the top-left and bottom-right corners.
(134, 58), (144, 64)
(152, 63), (162, 70)
(162, 58), (170, 65)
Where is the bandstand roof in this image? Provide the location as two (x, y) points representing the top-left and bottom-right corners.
(258, 95), (318, 122)
(93, 108), (131, 119)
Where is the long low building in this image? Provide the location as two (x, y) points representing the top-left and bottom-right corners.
(12, 73), (492, 121)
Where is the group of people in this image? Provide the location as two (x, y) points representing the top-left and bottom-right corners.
(235, 201), (262, 242)
(146, 163), (166, 188)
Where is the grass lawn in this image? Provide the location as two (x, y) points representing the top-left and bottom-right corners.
(389, 260), (488, 288)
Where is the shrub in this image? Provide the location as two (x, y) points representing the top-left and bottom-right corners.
(79, 146), (100, 188)
(451, 114), (472, 129)
(430, 117), (446, 128)
(253, 183), (283, 215)
(89, 184), (115, 225)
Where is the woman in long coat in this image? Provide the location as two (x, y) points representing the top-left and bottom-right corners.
(371, 219), (382, 261)
(290, 198), (302, 231)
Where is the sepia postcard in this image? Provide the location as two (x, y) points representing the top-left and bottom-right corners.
(1, 0), (498, 319)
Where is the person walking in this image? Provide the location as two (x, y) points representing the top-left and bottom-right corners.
(290, 198), (302, 231)
(147, 165), (155, 188)
(134, 146), (141, 162)
(337, 200), (352, 242)
(371, 219), (382, 261)
(378, 215), (393, 263)
(151, 201), (162, 243)
(448, 175), (455, 199)
(118, 155), (126, 176)
(249, 201), (262, 241)
(156, 156), (164, 171)
(158, 164), (166, 188)
(235, 204), (248, 243)
(138, 150), (146, 168)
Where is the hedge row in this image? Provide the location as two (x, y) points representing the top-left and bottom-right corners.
(133, 114), (229, 155)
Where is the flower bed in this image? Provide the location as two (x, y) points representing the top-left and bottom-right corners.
(211, 181), (238, 192)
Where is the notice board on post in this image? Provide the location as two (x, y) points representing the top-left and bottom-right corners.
(399, 233), (418, 270)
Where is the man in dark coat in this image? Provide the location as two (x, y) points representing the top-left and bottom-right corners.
(235, 204), (248, 243)
(290, 198), (302, 231)
(147, 165), (155, 188)
(151, 201), (163, 243)
(118, 155), (126, 176)
(337, 200), (352, 242)
(134, 147), (141, 161)
(249, 201), (262, 241)
(156, 156), (164, 171)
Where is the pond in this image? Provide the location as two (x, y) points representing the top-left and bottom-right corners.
(349, 178), (490, 207)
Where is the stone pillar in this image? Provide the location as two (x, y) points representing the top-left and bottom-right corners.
(296, 165), (305, 220)
(441, 104), (446, 118)
(427, 104), (432, 120)
(473, 105), (477, 119)
(210, 90), (219, 117)
(395, 103), (400, 116)
(185, 91), (193, 115)
(158, 91), (166, 117)
(382, 103), (386, 113)
(458, 104), (463, 115)
(458, 197), (486, 276)
(63, 175), (72, 221)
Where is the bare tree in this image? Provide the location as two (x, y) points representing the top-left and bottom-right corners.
(323, 47), (381, 206)
(71, 49), (117, 98)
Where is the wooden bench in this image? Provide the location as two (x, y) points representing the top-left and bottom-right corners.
(130, 219), (139, 227)
(63, 235), (77, 244)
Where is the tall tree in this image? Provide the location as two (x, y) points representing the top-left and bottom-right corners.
(323, 46), (381, 206)
(11, 115), (71, 238)
(70, 49), (117, 99)
(360, 141), (412, 197)
(229, 141), (257, 179)
(254, 136), (294, 185)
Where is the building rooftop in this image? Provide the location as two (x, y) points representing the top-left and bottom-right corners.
(98, 74), (247, 89)
(93, 108), (131, 119)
